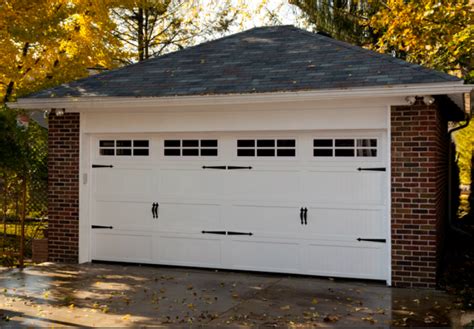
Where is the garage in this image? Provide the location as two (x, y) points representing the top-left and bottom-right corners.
(10, 25), (472, 287)
(90, 130), (388, 280)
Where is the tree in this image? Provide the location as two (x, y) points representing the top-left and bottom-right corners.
(369, 0), (473, 83)
(0, 0), (123, 103)
(110, 0), (251, 62)
(290, 0), (473, 82)
(289, 0), (378, 45)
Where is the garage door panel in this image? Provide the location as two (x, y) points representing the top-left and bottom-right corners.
(159, 169), (225, 199)
(94, 201), (153, 229)
(304, 208), (385, 239)
(153, 234), (222, 267)
(303, 243), (385, 279)
(92, 232), (152, 263)
(90, 131), (389, 282)
(228, 170), (301, 201)
(95, 168), (154, 198)
(303, 171), (385, 205)
(226, 205), (302, 237)
(157, 202), (222, 233)
(224, 239), (300, 273)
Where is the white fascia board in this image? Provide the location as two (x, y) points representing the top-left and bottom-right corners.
(7, 82), (474, 111)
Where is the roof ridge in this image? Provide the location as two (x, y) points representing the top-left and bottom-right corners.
(290, 26), (460, 82)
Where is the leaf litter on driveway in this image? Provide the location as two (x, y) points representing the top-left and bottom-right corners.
(0, 263), (460, 327)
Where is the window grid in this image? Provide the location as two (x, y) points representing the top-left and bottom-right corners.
(237, 139), (296, 157)
(313, 138), (377, 158)
(99, 140), (149, 157)
(164, 139), (218, 157)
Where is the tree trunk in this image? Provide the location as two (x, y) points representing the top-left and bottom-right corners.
(2, 174), (7, 252)
(137, 8), (145, 61)
(144, 8), (149, 59)
(19, 178), (26, 268)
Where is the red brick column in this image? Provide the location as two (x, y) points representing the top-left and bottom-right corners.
(391, 103), (448, 288)
(48, 113), (80, 262)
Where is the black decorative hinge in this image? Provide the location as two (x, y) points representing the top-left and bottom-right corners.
(227, 231), (253, 236)
(357, 167), (386, 172)
(202, 231), (227, 235)
(357, 238), (386, 243)
(92, 164), (114, 168)
(227, 166), (253, 170)
(91, 225), (113, 229)
(202, 166), (227, 170)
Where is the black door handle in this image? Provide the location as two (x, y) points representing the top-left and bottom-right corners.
(91, 225), (113, 229)
(300, 207), (304, 225)
(202, 231), (226, 235)
(227, 231), (253, 236)
(152, 203), (159, 218)
(303, 208), (308, 225)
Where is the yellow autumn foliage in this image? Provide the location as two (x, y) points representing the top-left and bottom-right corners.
(0, 0), (124, 102)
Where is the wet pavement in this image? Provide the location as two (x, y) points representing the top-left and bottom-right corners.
(0, 263), (460, 327)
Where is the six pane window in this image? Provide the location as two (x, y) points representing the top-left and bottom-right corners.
(237, 139), (296, 157)
(313, 138), (377, 158)
(164, 139), (218, 157)
(99, 139), (149, 157)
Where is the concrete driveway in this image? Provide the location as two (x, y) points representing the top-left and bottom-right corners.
(0, 263), (460, 327)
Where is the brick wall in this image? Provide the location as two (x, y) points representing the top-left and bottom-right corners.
(391, 102), (449, 288)
(32, 239), (49, 263)
(48, 113), (80, 262)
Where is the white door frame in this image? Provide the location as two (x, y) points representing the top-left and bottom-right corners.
(77, 101), (393, 285)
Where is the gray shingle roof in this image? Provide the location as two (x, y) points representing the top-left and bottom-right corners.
(28, 25), (460, 99)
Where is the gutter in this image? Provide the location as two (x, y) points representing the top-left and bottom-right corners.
(447, 113), (472, 239)
(7, 82), (473, 111)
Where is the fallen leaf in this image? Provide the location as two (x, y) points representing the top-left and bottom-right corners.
(324, 314), (339, 322)
(122, 314), (131, 321)
(362, 316), (377, 324)
(311, 298), (319, 304)
(280, 305), (291, 311)
(424, 315), (435, 324)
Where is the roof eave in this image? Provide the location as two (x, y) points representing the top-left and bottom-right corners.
(7, 82), (473, 111)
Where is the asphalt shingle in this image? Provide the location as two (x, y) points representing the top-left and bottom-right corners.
(27, 25), (460, 99)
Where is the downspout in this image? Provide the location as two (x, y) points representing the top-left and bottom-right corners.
(447, 113), (472, 238)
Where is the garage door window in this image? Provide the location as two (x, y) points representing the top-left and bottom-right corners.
(313, 138), (377, 157)
(99, 140), (149, 156)
(164, 139), (218, 157)
(237, 139), (296, 157)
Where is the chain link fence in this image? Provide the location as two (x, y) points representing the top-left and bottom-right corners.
(0, 126), (48, 266)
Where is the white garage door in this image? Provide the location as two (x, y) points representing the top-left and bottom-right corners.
(90, 131), (388, 280)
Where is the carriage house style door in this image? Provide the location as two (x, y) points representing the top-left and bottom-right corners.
(90, 131), (389, 281)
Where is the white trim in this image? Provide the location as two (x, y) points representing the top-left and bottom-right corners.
(78, 114), (91, 264)
(386, 105), (392, 286)
(7, 82), (473, 110)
